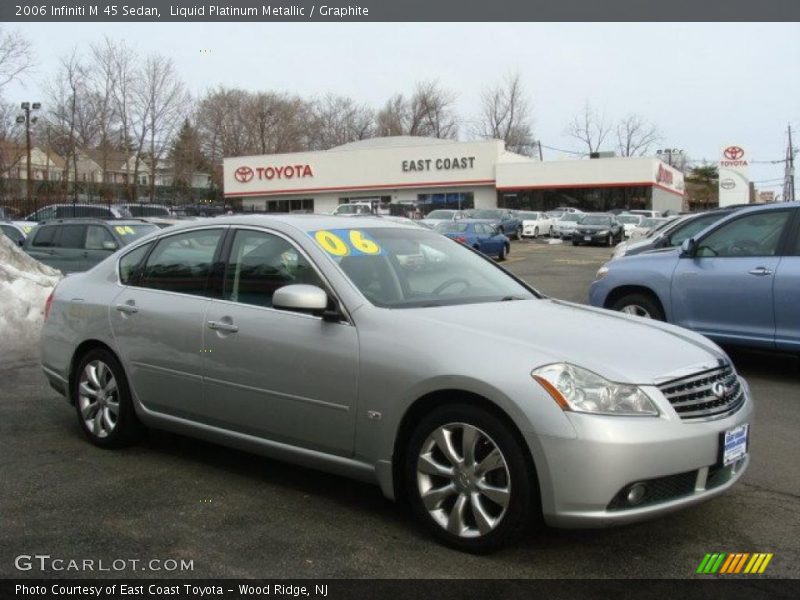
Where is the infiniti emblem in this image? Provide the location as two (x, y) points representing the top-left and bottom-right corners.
(711, 382), (729, 399)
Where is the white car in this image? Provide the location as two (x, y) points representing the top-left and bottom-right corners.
(332, 202), (373, 216)
(628, 216), (671, 241)
(550, 213), (583, 239)
(628, 209), (662, 219)
(616, 214), (644, 238)
(518, 211), (552, 238)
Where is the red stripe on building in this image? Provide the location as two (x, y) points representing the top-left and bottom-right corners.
(497, 181), (684, 198)
(224, 179), (497, 198)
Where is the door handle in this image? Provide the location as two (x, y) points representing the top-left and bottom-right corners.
(207, 320), (239, 333)
(748, 267), (773, 276)
(115, 303), (138, 314)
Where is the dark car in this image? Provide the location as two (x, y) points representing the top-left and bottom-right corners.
(465, 208), (523, 239)
(25, 203), (132, 222)
(23, 218), (159, 273)
(435, 219), (511, 260)
(117, 203), (172, 217)
(612, 208), (743, 259)
(572, 213), (624, 247)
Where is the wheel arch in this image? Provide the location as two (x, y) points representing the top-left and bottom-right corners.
(67, 339), (120, 405)
(604, 285), (667, 318)
(391, 389), (540, 508)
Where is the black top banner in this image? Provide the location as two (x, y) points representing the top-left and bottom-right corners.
(2, 0), (799, 22)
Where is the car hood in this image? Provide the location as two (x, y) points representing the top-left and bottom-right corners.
(401, 298), (725, 385)
(576, 224), (612, 231)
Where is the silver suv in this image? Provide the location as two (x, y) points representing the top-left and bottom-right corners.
(40, 215), (752, 552)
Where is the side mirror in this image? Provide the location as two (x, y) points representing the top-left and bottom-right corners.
(679, 238), (697, 258)
(273, 284), (330, 317)
(102, 241), (118, 251)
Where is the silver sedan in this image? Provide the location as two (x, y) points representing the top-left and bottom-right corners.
(40, 215), (752, 553)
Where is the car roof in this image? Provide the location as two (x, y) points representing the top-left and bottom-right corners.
(37, 217), (158, 226)
(163, 214), (423, 232)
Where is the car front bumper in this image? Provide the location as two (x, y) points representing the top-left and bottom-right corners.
(527, 380), (753, 528)
(573, 231), (610, 244)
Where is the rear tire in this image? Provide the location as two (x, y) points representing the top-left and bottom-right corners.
(611, 292), (665, 321)
(497, 244), (508, 261)
(73, 348), (145, 449)
(404, 404), (538, 554)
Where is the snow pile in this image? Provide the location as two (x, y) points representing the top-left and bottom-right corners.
(0, 234), (62, 357)
(548, 238), (563, 244)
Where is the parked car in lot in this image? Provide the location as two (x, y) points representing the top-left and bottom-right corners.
(1, 220), (35, 246)
(25, 203), (132, 221)
(628, 216), (673, 241)
(41, 214), (753, 552)
(435, 219), (511, 260)
(518, 211), (552, 238)
(332, 202), (373, 216)
(612, 208), (739, 259)
(421, 209), (466, 227)
(616, 214), (643, 238)
(465, 208), (523, 239)
(591, 202), (799, 352)
(551, 212), (583, 239)
(572, 214), (625, 247)
(23, 218), (159, 273)
(628, 209), (662, 219)
(116, 203), (172, 217)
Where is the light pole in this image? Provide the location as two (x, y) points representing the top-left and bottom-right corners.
(16, 101), (41, 210)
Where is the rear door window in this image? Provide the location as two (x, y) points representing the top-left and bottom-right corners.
(138, 229), (224, 296)
(57, 225), (87, 249)
(31, 226), (58, 247)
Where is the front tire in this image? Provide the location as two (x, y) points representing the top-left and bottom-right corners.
(611, 292), (665, 321)
(73, 348), (144, 448)
(533, 227), (539, 239)
(514, 226), (522, 241)
(497, 244), (508, 261)
(404, 404), (537, 553)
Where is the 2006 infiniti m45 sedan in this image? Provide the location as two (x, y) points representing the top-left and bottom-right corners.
(41, 215), (752, 553)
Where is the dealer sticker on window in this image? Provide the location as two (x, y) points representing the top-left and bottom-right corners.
(722, 423), (749, 466)
(308, 229), (385, 258)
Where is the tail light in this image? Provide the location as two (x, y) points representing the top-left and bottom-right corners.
(44, 290), (54, 322)
(454, 236), (467, 244)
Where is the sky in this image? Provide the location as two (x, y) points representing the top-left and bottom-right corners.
(4, 22), (800, 195)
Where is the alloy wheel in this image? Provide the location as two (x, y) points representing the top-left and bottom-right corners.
(620, 304), (652, 318)
(77, 360), (119, 438)
(416, 422), (511, 538)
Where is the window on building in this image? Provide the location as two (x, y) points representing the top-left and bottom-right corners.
(415, 192), (474, 214)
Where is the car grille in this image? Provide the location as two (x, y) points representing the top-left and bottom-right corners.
(658, 364), (744, 420)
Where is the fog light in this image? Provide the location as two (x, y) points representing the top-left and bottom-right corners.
(627, 483), (647, 505)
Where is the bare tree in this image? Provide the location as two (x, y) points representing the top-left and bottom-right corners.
(46, 49), (87, 200)
(566, 101), (611, 155)
(475, 72), (535, 155)
(310, 94), (374, 150)
(138, 53), (190, 201)
(375, 80), (459, 139)
(615, 114), (660, 157)
(0, 28), (35, 90)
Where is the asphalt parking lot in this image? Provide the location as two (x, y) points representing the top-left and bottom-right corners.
(2, 238), (798, 579)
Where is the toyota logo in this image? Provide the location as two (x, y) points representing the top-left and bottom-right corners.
(720, 178), (736, 190)
(234, 166), (254, 183)
(711, 382), (729, 400)
(724, 146), (744, 160)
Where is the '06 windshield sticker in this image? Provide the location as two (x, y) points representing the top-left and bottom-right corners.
(308, 229), (384, 257)
(115, 226), (136, 235)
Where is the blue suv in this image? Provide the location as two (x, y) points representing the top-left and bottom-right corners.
(590, 202), (800, 352)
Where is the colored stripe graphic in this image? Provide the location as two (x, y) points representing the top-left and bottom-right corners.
(699, 552), (773, 575)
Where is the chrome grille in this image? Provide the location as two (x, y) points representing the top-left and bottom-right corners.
(658, 364), (744, 420)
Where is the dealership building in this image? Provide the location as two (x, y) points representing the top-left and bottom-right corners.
(223, 137), (685, 215)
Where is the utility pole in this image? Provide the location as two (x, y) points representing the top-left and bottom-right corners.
(16, 102), (41, 212)
(787, 124), (795, 202)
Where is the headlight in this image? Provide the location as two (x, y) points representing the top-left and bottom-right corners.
(597, 230), (609, 235)
(595, 265), (609, 280)
(532, 363), (659, 416)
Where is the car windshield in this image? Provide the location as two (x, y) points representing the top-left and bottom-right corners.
(114, 224), (160, 245)
(468, 209), (503, 220)
(579, 215), (612, 226)
(617, 215), (642, 225)
(309, 227), (535, 308)
(426, 210), (455, 219)
(561, 213), (582, 222)
(546, 210), (564, 219)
